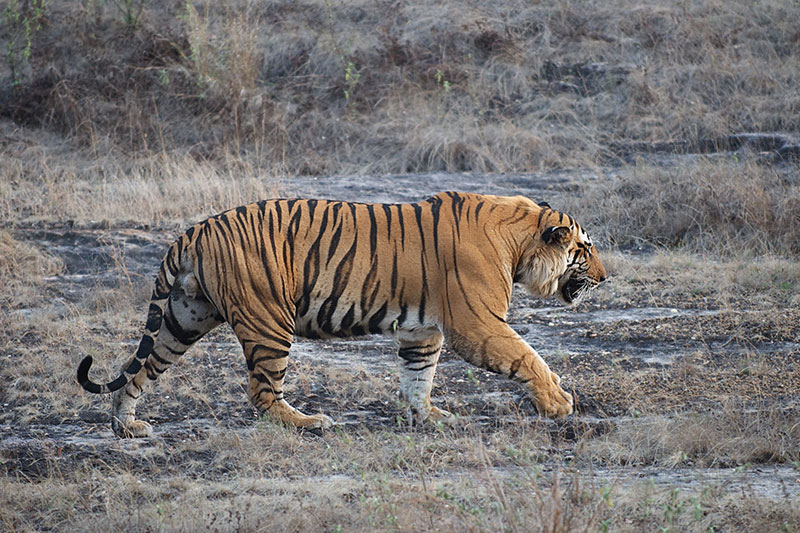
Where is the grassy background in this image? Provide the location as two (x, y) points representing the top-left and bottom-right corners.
(2, 0), (799, 251)
(2, 0), (800, 531)
(4, 0), (799, 174)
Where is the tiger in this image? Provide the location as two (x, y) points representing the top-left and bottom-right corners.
(77, 192), (606, 437)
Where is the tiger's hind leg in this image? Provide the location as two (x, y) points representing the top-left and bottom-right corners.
(238, 326), (334, 430)
(398, 329), (454, 424)
(112, 275), (223, 437)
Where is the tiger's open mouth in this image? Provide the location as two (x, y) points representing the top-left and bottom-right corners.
(560, 277), (590, 304)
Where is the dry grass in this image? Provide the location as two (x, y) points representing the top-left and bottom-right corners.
(0, 230), (63, 283)
(580, 401), (800, 468)
(578, 249), (800, 310)
(0, 148), (280, 227)
(563, 160), (800, 255)
(2, 0), (799, 174)
(2, 418), (798, 531)
(0, 230), (64, 323)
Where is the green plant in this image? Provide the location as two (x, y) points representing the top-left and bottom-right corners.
(660, 488), (685, 531)
(343, 60), (360, 102)
(434, 68), (451, 92)
(2, 0), (46, 86)
(601, 485), (614, 509)
(106, 0), (146, 29)
(690, 497), (703, 521)
(321, 0), (362, 106)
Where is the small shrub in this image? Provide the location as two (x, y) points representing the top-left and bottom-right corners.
(1, 0), (46, 85)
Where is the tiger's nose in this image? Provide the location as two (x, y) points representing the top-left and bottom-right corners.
(598, 274), (607, 283)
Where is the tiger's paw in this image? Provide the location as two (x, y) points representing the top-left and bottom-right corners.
(265, 399), (335, 430)
(533, 372), (574, 418)
(428, 405), (457, 425)
(306, 413), (335, 430)
(407, 403), (457, 426)
(112, 418), (153, 438)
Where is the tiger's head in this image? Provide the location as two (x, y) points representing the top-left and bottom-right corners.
(513, 203), (606, 305)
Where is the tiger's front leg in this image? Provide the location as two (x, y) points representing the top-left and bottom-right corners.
(397, 329), (455, 424)
(449, 322), (573, 418)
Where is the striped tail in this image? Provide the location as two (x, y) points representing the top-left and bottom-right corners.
(77, 232), (189, 394)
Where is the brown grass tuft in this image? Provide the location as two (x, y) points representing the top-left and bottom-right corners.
(564, 160), (800, 255)
(0, 230), (64, 283)
(581, 401), (800, 468)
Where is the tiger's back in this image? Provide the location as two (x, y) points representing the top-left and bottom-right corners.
(193, 192), (524, 338)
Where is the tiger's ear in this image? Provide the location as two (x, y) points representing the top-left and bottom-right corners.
(542, 226), (571, 246)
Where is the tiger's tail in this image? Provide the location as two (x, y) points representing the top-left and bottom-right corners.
(77, 229), (192, 394)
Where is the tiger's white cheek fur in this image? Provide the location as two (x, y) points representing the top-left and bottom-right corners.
(518, 253), (568, 299)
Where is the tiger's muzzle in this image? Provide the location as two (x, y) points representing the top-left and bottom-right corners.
(560, 276), (598, 304)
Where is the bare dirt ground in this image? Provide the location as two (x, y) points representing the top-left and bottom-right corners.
(2, 172), (799, 531)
